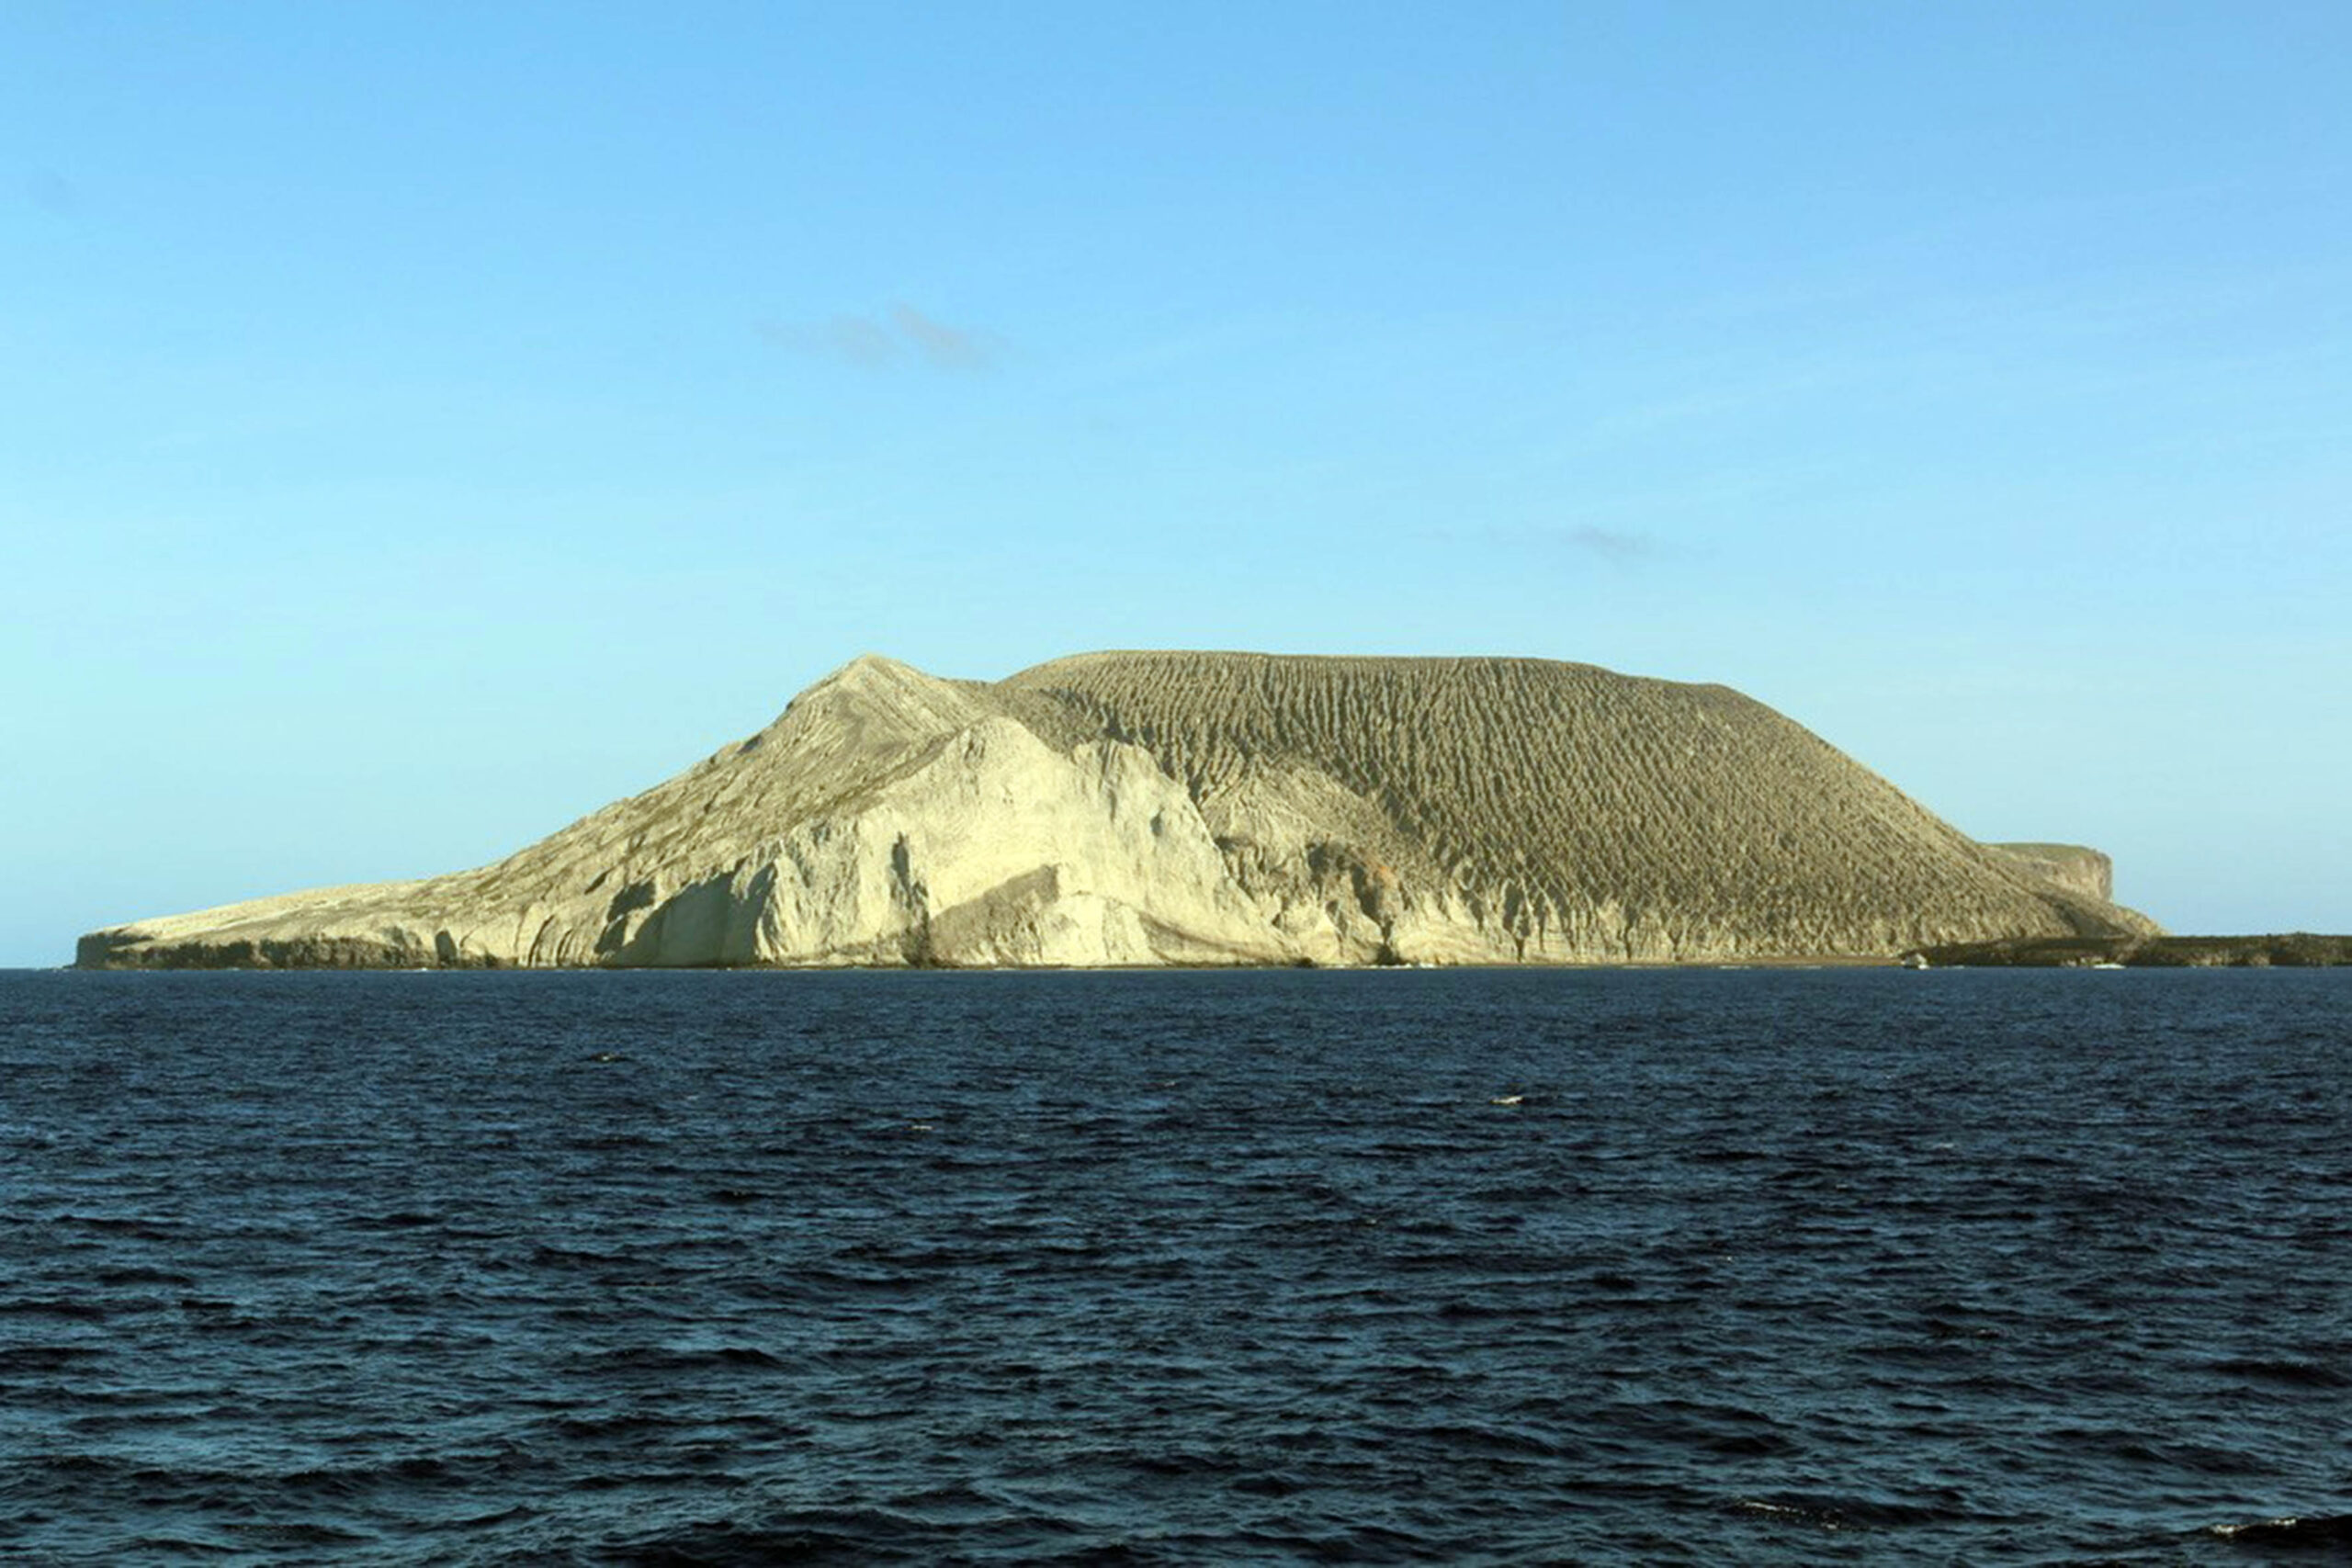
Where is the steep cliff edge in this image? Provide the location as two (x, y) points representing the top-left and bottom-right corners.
(78, 651), (2157, 968)
(1985, 842), (2115, 903)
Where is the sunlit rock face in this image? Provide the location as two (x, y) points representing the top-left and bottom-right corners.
(77, 651), (2157, 969)
(1984, 842), (2116, 905)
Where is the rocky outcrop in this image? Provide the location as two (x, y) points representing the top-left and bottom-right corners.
(1986, 842), (2115, 904)
(1916, 933), (2349, 968)
(78, 651), (2159, 968)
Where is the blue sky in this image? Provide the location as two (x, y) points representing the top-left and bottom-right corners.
(6, 1), (2347, 964)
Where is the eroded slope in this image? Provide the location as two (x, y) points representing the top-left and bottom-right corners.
(1001, 652), (2154, 961)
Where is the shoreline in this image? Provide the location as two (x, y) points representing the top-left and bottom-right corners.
(60, 942), (2352, 974)
(1912, 933), (2352, 968)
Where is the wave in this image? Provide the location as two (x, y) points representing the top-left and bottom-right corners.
(2209, 1513), (2352, 1548)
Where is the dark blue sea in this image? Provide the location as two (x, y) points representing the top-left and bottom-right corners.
(2, 968), (2346, 1564)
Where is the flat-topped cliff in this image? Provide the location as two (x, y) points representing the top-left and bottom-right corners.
(78, 651), (2157, 969)
(1984, 842), (2115, 903)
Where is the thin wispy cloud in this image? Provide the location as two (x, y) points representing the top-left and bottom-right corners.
(764, 314), (900, 367)
(758, 303), (1005, 372)
(1564, 525), (1657, 563)
(27, 169), (77, 219)
(889, 304), (999, 370)
(1439, 523), (1673, 571)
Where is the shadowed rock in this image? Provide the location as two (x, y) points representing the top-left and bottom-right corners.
(77, 651), (2158, 969)
(1915, 932), (2350, 968)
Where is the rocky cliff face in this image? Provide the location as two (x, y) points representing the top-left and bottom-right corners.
(1984, 842), (2115, 904)
(78, 651), (2159, 968)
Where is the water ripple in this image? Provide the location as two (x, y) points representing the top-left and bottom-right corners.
(1, 967), (2346, 1562)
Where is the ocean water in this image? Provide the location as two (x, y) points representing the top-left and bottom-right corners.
(1, 967), (2346, 1564)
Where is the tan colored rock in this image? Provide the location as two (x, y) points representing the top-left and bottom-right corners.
(78, 651), (2159, 968)
(1985, 842), (2117, 904)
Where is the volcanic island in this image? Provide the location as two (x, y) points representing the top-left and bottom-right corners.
(78, 651), (2165, 970)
